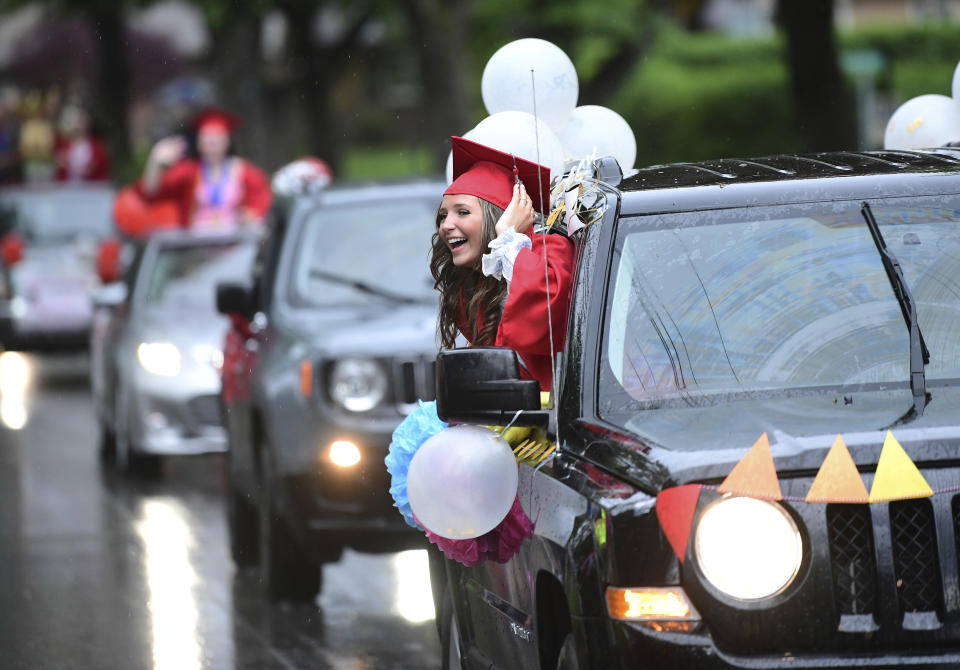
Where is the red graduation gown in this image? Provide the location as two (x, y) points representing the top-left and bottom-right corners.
(135, 157), (272, 228)
(459, 232), (575, 391)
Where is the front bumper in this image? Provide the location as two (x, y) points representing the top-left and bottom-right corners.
(128, 387), (226, 456)
(608, 619), (960, 669)
(0, 298), (92, 351)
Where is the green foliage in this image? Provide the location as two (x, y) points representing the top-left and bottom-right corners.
(341, 143), (433, 180)
(608, 22), (960, 166)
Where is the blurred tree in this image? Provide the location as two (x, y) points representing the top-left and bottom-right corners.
(0, 0), (142, 167)
(398, 0), (473, 168)
(776, 0), (856, 151)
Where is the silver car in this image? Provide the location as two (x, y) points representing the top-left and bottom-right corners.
(90, 231), (258, 476)
(0, 183), (115, 350)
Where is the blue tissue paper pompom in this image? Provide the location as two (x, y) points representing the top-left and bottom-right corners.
(385, 399), (448, 529)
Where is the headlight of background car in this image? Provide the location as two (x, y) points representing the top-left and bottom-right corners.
(137, 342), (181, 377)
(329, 357), (387, 411)
(694, 496), (803, 601)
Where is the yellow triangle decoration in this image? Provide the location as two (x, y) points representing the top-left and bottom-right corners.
(868, 431), (933, 502)
(718, 433), (782, 500)
(805, 435), (869, 503)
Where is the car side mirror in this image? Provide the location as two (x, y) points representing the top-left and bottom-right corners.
(436, 347), (548, 426)
(92, 281), (127, 309)
(216, 281), (254, 318)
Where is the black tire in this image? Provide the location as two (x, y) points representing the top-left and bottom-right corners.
(257, 446), (321, 603)
(440, 588), (463, 670)
(227, 449), (259, 568)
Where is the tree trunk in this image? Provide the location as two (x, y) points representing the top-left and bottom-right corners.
(400, 0), (474, 170)
(777, 0), (856, 152)
(90, 6), (131, 169)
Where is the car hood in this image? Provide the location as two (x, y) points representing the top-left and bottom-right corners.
(281, 302), (438, 357)
(128, 305), (229, 349)
(603, 386), (960, 485)
(12, 245), (98, 292)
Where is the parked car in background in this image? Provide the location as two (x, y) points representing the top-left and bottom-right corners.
(0, 183), (115, 350)
(432, 150), (960, 669)
(217, 180), (443, 602)
(90, 230), (257, 476)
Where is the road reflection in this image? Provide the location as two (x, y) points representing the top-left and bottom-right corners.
(394, 550), (435, 624)
(0, 351), (32, 430)
(134, 498), (209, 670)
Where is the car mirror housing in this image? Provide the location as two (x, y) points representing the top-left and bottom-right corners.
(92, 281), (127, 309)
(436, 347), (548, 426)
(216, 282), (254, 318)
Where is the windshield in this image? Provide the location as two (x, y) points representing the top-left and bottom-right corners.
(287, 195), (437, 307)
(0, 188), (114, 244)
(600, 198), (960, 423)
(142, 239), (256, 311)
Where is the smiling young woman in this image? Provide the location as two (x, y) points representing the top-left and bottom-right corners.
(429, 137), (575, 391)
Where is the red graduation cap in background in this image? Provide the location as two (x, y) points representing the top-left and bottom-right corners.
(190, 107), (240, 134)
(445, 136), (551, 216)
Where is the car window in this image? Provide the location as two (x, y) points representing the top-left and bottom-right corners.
(601, 198), (960, 415)
(0, 188), (114, 244)
(142, 240), (256, 311)
(286, 196), (437, 307)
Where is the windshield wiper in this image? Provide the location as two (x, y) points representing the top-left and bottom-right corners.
(860, 201), (929, 417)
(308, 268), (422, 304)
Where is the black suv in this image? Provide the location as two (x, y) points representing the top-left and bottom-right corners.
(430, 150), (960, 669)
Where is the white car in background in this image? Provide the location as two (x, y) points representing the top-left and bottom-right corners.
(0, 183), (115, 350)
(90, 230), (258, 476)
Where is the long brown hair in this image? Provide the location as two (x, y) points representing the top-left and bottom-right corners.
(430, 198), (508, 348)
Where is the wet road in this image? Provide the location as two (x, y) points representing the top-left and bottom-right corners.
(0, 352), (441, 670)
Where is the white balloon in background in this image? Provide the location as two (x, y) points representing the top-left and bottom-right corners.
(445, 127), (480, 184)
(481, 38), (579, 133)
(560, 105), (637, 171)
(470, 111), (566, 179)
(953, 60), (960, 101)
(406, 425), (518, 540)
(883, 94), (960, 150)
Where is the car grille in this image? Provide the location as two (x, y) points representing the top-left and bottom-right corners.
(391, 356), (436, 413)
(827, 504), (878, 617)
(890, 499), (943, 619)
(186, 394), (223, 428)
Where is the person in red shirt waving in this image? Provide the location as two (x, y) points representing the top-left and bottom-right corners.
(136, 107), (271, 231)
(430, 136), (575, 391)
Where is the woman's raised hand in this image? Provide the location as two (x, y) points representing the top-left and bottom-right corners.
(149, 136), (188, 168)
(495, 182), (535, 236)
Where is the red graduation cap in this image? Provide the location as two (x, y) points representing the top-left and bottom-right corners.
(445, 136), (551, 215)
(190, 107), (240, 134)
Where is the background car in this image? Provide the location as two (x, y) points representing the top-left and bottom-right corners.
(432, 150), (960, 670)
(0, 182), (115, 350)
(217, 180), (443, 602)
(90, 230), (257, 476)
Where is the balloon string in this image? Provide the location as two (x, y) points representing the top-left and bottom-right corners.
(530, 68), (558, 402)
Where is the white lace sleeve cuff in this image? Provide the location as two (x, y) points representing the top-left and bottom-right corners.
(481, 226), (532, 282)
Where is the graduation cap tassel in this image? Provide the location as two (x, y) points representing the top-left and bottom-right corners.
(530, 68), (558, 400)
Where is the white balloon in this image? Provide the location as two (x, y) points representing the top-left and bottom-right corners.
(481, 38), (578, 132)
(470, 111), (565, 180)
(560, 105), (637, 171)
(445, 127), (480, 184)
(884, 94), (960, 150)
(406, 425), (518, 540)
(953, 60), (960, 101)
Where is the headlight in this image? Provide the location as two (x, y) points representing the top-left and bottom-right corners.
(694, 496), (803, 601)
(329, 358), (387, 411)
(137, 342), (181, 377)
